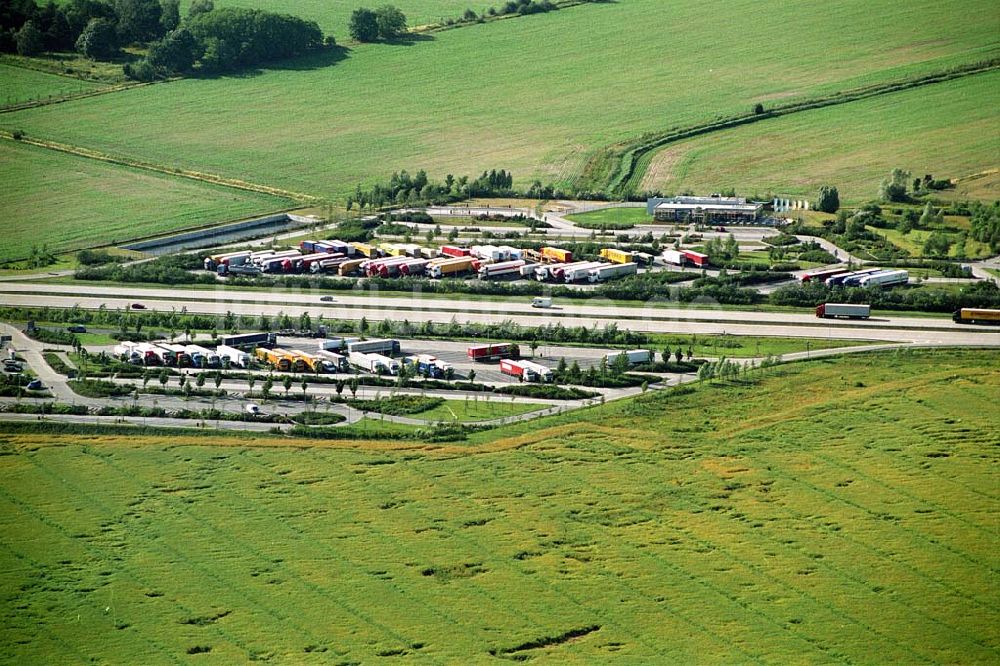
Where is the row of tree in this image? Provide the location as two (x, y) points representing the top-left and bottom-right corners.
(348, 168), (518, 209)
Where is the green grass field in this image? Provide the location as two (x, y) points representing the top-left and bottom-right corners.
(3, 0), (997, 204)
(0, 348), (996, 661)
(414, 397), (546, 422)
(640, 70), (1000, 203)
(0, 140), (290, 262)
(0, 63), (103, 107)
(879, 226), (995, 259)
(565, 207), (652, 228)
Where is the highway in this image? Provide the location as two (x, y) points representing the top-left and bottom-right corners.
(2, 282), (998, 347)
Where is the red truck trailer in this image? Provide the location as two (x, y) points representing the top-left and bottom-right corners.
(467, 343), (518, 362)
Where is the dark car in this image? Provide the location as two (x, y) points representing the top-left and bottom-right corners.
(67, 325), (87, 333)
(131, 303), (146, 310)
(26, 379), (43, 390)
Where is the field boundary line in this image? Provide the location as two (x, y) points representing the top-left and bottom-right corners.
(602, 59), (1000, 196)
(0, 80), (155, 113)
(0, 132), (318, 202)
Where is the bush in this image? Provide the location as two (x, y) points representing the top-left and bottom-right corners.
(347, 395), (443, 416)
(69, 379), (136, 397)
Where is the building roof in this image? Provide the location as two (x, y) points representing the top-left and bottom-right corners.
(654, 201), (761, 214)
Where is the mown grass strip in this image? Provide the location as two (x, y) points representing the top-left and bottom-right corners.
(608, 59), (1000, 196)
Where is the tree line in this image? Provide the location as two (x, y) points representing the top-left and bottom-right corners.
(1, 0), (328, 79)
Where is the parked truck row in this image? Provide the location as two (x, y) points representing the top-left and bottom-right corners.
(205, 240), (644, 283)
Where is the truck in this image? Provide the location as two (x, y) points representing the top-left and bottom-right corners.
(253, 249), (300, 266)
(338, 259), (366, 276)
(952, 308), (1000, 325)
(857, 269), (908, 288)
(600, 248), (634, 265)
(589, 262), (638, 283)
(826, 268), (881, 287)
(440, 245), (471, 258)
(161, 343), (192, 367)
(534, 263), (565, 281)
(553, 261), (601, 282)
(255, 347), (292, 372)
(366, 256), (410, 277)
(349, 351), (397, 374)
(471, 245), (503, 261)
(403, 354), (446, 378)
(564, 262), (611, 282)
(541, 247), (572, 263)
(221, 332), (276, 349)
(288, 350), (325, 373)
(135, 343), (163, 365)
(216, 344), (250, 368)
(661, 249), (685, 266)
(398, 258), (429, 276)
(531, 296), (552, 308)
(217, 263), (262, 277)
(428, 256), (476, 278)
(316, 349), (350, 371)
(467, 343), (517, 362)
(150, 344), (177, 366)
(318, 338), (350, 352)
(519, 262), (539, 278)
(520, 360), (554, 382)
(184, 344), (220, 368)
(604, 349), (653, 366)
(815, 303), (870, 319)
(310, 256), (349, 273)
(500, 358), (537, 381)
(800, 267), (848, 284)
(296, 252), (337, 271)
(682, 250), (709, 268)
(346, 339), (400, 356)
(114, 341), (144, 364)
(479, 259), (526, 279)
(351, 242), (378, 258)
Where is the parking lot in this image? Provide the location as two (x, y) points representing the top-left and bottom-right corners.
(281, 336), (617, 384)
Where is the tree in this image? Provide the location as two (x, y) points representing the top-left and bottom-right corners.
(674, 348), (683, 364)
(611, 352), (629, 376)
(879, 168), (911, 203)
(145, 27), (198, 72)
(348, 7), (378, 41)
(282, 374), (292, 396)
(358, 316), (368, 338)
(187, 0), (213, 18)
(214, 371), (222, 390)
(348, 377), (359, 399)
(816, 185), (840, 213)
(158, 368), (169, 388)
(753, 102), (764, 114)
(375, 5), (406, 39)
(447, 227), (459, 242)
(160, 0), (179, 31)
(529, 340), (538, 357)
(195, 372), (205, 388)
(335, 379), (345, 401)
(261, 376), (273, 401)
(114, 0), (164, 43)
(247, 374), (256, 397)
(16, 21), (44, 56)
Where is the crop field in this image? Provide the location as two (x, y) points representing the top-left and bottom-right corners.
(179, 0), (475, 37)
(0, 349), (997, 662)
(0, 64), (103, 107)
(3, 0), (998, 205)
(640, 70), (1000, 203)
(0, 140), (290, 262)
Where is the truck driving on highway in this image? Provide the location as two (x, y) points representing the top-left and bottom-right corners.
(815, 303), (871, 319)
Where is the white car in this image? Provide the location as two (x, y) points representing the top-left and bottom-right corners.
(245, 403), (261, 416)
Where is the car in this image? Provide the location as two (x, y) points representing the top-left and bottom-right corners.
(131, 303), (146, 310)
(320, 296), (336, 302)
(67, 325), (87, 333)
(3, 360), (22, 372)
(245, 403), (261, 416)
(26, 379), (43, 390)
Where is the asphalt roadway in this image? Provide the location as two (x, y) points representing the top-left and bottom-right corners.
(2, 283), (999, 346)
